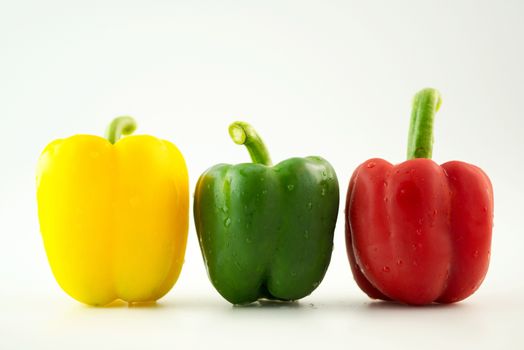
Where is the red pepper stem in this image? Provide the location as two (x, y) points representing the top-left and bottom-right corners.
(105, 116), (137, 144)
(228, 121), (273, 166)
(406, 88), (442, 160)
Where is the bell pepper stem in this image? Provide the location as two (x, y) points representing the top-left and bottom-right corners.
(406, 88), (442, 159)
(229, 121), (272, 166)
(105, 116), (137, 144)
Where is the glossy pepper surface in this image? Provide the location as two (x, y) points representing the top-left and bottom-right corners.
(194, 122), (339, 304)
(346, 89), (493, 305)
(37, 117), (189, 306)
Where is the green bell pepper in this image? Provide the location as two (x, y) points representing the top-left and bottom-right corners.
(194, 121), (339, 304)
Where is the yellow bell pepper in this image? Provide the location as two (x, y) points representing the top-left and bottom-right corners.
(36, 117), (188, 306)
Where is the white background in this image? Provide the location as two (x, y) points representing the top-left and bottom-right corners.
(1, 1), (523, 349)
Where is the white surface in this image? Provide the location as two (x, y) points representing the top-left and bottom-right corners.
(1, 1), (523, 349)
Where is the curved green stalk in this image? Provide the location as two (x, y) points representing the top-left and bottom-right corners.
(406, 88), (442, 159)
(105, 116), (137, 144)
(229, 121), (272, 166)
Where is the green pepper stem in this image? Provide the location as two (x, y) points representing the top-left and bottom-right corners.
(228, 121), (272, 166)
(105, 116), (137, 144)
(406, 88), (442, 159)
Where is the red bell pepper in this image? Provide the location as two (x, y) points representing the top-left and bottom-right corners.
(345, 88), (494, 305)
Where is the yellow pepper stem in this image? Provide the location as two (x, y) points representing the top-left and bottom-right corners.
(105, 116), (137, 144)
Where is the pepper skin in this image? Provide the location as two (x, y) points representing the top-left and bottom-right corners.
(346, 89), (493, 305)
(36, 117), (188, 306)
(194, 122), (339, 304)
